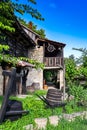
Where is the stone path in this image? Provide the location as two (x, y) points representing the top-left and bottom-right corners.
(23, 111), (87, 130)
(17, 94), (87, 130)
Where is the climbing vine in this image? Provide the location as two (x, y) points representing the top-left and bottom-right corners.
(0, 44), (44, 69)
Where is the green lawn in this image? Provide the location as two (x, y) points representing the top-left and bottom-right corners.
(0, 90), (87, 130)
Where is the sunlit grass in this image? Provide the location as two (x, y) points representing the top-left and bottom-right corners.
(0, 90), (87, 130)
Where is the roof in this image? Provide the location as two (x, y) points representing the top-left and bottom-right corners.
(21, 24), (40, 38)
(14, 19), (37, 46)
(18, 21), (66, 47)
(3, 19), (36, 47)
(38, 38), (66, 47)
(3, 17), (66, 48)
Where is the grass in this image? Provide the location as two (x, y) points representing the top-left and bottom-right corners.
(46, 118), (87, 130)
(0, 90), (87, 130)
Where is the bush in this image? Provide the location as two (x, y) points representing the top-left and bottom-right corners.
(69, 84), (87, 102)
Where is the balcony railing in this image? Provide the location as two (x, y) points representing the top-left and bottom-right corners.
(44, 57), (63, 67)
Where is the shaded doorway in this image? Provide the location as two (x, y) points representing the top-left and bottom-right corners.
(43, 69), (60, 89)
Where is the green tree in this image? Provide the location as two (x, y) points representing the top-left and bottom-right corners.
(73, 47), (87, 78)
(0, 0), (44, 32)
(65, 48), (87, 88)
(65, 56), (77, 85)
(35, 28), (46, 38)
(19, 19), (46, 38)
(69, 54), (75, 61)
(0, 0), (45, 68)
(72, 48), (87, 67)
(28, 21), (46, 38)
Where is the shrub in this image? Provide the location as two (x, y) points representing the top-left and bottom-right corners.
(69, 84), (87, 102)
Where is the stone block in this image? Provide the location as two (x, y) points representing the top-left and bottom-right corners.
(49, 116), (59, 126)
(35, 118), (47, 130)
(23, 124), (33, 130)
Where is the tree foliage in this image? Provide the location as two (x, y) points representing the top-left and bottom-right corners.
(65, 49), (87, 87)
(0, 0), (44, 32)
(0, 1), (15, 32)
(73, 48), (87, 67)
(65, 57), (77, 84)
(73, 48), (87, 78)
(19, 18), (46, 38)
(0, 0), (45, 68)
(0, 44), (44, 69)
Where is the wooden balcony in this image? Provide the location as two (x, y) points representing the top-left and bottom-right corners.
(44, 57), (63, 68)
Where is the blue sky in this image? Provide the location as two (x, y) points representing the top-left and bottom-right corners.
(15, 0), (87, 58)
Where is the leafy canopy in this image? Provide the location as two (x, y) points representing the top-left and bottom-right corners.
(0, 0), (45, 68)
(65, 48), (87, 87)
(0, 0), (44, 32)
(19, 18), (46, 38)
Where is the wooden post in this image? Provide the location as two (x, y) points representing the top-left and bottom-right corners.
(3, 75), (9, 95)
(3, 76), (5, 95)
(63, 66), (65, 100)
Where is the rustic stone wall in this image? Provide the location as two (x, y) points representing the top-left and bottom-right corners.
(27, 46), (44, 89)
(26, 68), (43, 89)
(0, 67), (3, 95)
(28, 46), (44, 62)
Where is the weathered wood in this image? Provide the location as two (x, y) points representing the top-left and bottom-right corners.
(44, 57), (63, 68)
(36, 88), (66, 109)
(0, 68), (29, 124)
(46, 89), (66, 107)
(0, 68), (16, 123)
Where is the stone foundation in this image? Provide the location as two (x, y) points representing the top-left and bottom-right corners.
(26, 68), (43, 89)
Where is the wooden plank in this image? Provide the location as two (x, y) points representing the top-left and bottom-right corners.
(0, 68), (16, 124)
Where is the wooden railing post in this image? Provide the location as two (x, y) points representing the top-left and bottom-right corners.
(44, 57), (63, 67)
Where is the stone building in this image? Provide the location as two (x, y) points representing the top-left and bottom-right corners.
(21, 24), (66, 90)
(0, 20), (66, 95)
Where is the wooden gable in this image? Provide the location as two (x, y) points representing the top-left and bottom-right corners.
(0, 20), (38, 57)
(38, 38), (66, 57)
